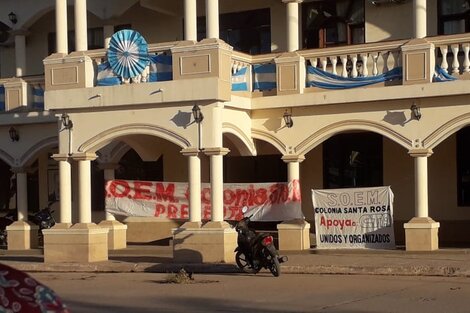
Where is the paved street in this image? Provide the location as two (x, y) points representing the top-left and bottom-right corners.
(30, 272), (470, 313)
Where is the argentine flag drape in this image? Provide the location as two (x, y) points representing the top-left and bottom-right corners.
(433, 66), (457, 82)
(149, 54), (172, 82)
(97, 61), (122, 86)
(307, 66), (402, 89)
(32, 85), (44, 109)
(0, 86), (4, 111)
(231, 67), (248, 91)
(108, 30), (149, 79)
(253, 64), (276, 91)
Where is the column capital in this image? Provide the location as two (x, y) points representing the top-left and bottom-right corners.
(282, 0), (303, 3)
(204, 147), (230, 156)
(282, 154), (305, 163)
(408, 148), (433, 158)
(181, 147), (201, 157)
(51, 153), (71, 162)
(72, 152), (98, 161)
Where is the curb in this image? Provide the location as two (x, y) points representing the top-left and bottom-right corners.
(2, 261), (470, 277)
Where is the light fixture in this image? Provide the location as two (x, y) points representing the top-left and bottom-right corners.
(61, 113), (73, 129)
(283, 110), (293, 128)
(9, 127), (19, 142)
(192, 104), (204, 123)
(8, 12), (17, 24)
(410, 103), (421, 121)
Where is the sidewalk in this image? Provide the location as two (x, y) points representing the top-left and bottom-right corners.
(2, 246), (470, 277)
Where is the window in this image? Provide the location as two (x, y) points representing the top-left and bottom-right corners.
(323, 133), (383, 188)
(457, 126), (470, 206)
(302, 0), (364, 49)
(197, 8), (271, 54)
(438, 0), (470, 35)
(47, 24), (131, 55)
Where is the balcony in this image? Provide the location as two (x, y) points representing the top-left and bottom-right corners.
(20, 32), (470, 111)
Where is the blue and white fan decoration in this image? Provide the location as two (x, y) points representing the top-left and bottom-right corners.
(107, 30), (149, 81)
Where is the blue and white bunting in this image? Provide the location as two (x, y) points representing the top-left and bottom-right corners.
(231, 67), (248, 91)
(307, 66), (402, 89)
(149, 54), (172, 82)
(32, 85), (44, 109)
(97, 61), (122, 86)
(433, 66), (457, 82)
(253, 63), (276, 91)
(0, 85), (4, 111)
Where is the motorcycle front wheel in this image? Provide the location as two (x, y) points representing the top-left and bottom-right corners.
(266, 249), (281, 277)
(235, 251), (259, 274)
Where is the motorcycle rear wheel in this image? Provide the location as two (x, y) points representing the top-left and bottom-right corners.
(267, 249), (281, 277)
(235, 251), (259, 274)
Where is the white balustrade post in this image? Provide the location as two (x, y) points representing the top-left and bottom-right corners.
(451, 44), (460, 75)
(74, 0), (88, 51)
(463, 43), (470, 73)
(184, 0), (197, 41)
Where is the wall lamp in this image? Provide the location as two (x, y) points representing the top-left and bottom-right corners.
(283, 110), (294, 128)
(9, 127), (19, 142)
(61, 113), (73, 129)
(192, 104), (204, 123)
(410, 103), (421, 121)
(8, 12), (17, 24)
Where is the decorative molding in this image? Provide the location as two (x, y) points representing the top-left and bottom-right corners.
(222, 122), (256, 155)
(423, 112), (470, 149)
(78, 123), (191, 153)
(295, 119), (412, 155)
(19, 136), (58, 167)
(251, 129), (287, 154)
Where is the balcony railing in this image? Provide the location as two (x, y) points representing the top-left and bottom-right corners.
(37, 32), (470, 111)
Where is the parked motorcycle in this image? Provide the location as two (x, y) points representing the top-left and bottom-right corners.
(0, 211), (16, 246)
(29, 205), (56, 246)
(234, 207), (288, 277)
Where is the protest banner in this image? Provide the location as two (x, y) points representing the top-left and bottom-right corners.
(105, 179), (303, 221)
(312, 186), (395, 249)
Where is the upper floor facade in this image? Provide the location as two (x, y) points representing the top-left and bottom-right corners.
(0, 0), (469, 113)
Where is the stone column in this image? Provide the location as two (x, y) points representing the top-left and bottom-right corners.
(204, 148), (229, 223)
(7, 168), (39, 250)
(413, 0), (426, 39)
(278, 155), (310, 251)
(38, 153), (49, 210)
(56, 0), (68, 53)
(51, 154), (73, 225)
(98, 163), (127, 250)
(103, 24), (114, 49)
(184, 0), (197, 41)
(74, 0), (88, 51)
(404, 149), (440, 251)
(181, 148), (202, 226)
(14, 32), (26, 77)
(205, 0), (219, 39)
(283, 0), (303, 52)
(74, 153), (96, 224)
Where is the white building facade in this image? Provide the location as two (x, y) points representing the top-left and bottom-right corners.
(0, 0), (469, 262)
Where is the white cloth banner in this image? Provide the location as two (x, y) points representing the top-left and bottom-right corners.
(312, 186), (395, 249)
(105, 179), (303, 221)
